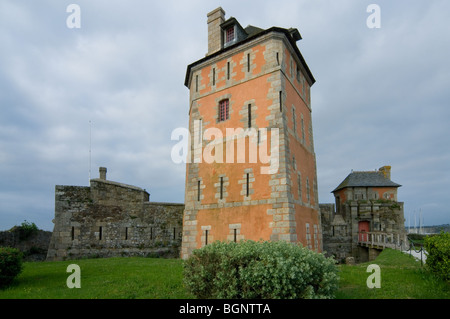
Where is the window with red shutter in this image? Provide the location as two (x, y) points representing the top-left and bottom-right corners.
(219, 99), (229, 122)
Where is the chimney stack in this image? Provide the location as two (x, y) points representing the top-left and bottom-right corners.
(379, 165), (391, 180)
(99, 167), (107, 180)
(207, 7), (225, 56)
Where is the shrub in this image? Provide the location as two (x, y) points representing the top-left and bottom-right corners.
(424, 232), (450, 281)
(183, 240), (339, 299)
(0, 247), (24, 288)
(17, 220), (38, 240)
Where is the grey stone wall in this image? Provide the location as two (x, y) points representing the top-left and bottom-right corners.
(0, 229), (52, 261)
(46, 175), (184, 261)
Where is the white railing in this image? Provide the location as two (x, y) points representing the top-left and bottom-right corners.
(358, 232), (409, 251)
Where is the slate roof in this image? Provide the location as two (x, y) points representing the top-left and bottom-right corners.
(332, 171), (401, 193)
(184, 21), (315, 87)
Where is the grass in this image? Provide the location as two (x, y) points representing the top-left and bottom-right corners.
(0, 257), (193, 299)
(0, 249), (448, 299)
(336, 249), (450, 299)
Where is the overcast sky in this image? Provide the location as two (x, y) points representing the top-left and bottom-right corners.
(1, 0), (449, 231)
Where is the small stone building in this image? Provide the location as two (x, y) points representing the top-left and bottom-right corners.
(46, 167), (184, 261)
(320, 166), (406, 263)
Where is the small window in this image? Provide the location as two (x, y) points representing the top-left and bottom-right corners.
(248, 104), (252, 128)
(71, 226), (75, 241)
(306, 178), (310, 202)
(247, 54), (251, 72)
(219, 99), (229, 122)
(279, 91), (283, 112)
(195, 75), (199, 92)
(234, 228), (237, 242)
(226, 26), (235, 44)
(227, 62), (230, 80)
(220, 177), (224, 199)
(301, 115), (305, 143)
(197, 180), (201, 202)
(293, 108), (296, 133)
(212, 68), (216, 86)
(205, 229), (209, 245)
(99, 226), (103, 240)
(290, 60), (294, 78)
(246, 173), (250, 197)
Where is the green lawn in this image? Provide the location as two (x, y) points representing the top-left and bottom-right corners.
(0, 257), (193, 299)
(336, 249), (450, 299)
(0, 249), (448, 299)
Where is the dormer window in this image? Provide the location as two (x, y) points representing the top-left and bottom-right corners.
(221, 18), (248, 49)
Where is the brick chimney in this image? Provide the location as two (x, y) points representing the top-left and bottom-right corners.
(99, 167), (107, 180)
(207, 7), (225, 56)
(379, 165), (391, 180)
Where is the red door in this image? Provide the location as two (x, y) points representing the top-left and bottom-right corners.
(359, 221), (370, 241)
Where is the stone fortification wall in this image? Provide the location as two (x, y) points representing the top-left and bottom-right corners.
(0, 228), (52, 261)
(47, 172), (184, 261)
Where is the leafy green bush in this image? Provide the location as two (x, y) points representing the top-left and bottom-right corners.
(0, 247), (24, 288)
(183, 240), (339, 299)
(17, 220), (38, 240)
(424, 232), (450, 281)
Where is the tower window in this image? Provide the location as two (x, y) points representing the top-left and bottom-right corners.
(220, 177), (224, 199)
(99, 226), (103, 240)
(306, 178), (310, 203)
(219, 99), (229, 122)
(301, 115), (305, 143)
(227, 62), (230, 80)
(195, 75), (198, 92)
(247, 53), (251, 72)
(212, 68), (216, 86)
(279, 91), (283, 112)
(246, 173), (250, 197)
(248, 104), (252, 128)
(71, 226), (75, 241)
(234, 228), (237, 242)
(205, 229), (209, 245)
(293, 108), (297, 134)
(197, 180), (201, 202)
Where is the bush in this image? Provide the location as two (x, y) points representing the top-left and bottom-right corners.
(0, 247), (24, 288)
(424, 232), (450, 281)
(183, 240), (339, 299)
(17, 220), (38, 240)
